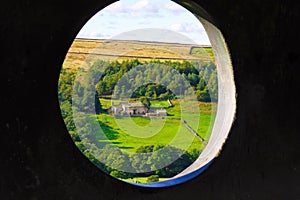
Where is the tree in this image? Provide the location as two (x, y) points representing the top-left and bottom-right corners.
(187, 73), (200, 87)
(110, 170), (128, 179)
(59, 101), (78, 140)
(95, 81), (107, 95)
(140, 97), (151, 109)
(196, 88), (211, 102)
(159, 92), (170, 100)
(97, 145), (132, 174)
(74, 114), (99, 144)
(145, 84), (156, 99)
(130, 153), (152, 174)
(58, 69), (77, 103)
(94, 91), (102, 114)
(113, 85), (121, 99)
(197, 78), (206, 91)
(80, 85), (97, 113)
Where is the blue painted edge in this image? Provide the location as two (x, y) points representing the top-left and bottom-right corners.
(124, 159), (214, 188)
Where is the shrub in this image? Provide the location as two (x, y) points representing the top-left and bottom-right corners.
(147, 175), (159, 183)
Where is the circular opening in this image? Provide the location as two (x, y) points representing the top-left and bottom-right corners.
(58, 0), (236, 188)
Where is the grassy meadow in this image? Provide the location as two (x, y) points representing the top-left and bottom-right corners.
(63, 38), (214, 70)
(97, 98), (216, 154)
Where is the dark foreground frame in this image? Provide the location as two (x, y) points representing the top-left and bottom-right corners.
(1, 0), (300, 199)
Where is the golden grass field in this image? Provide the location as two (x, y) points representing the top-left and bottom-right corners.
(62, 38), (214, 70)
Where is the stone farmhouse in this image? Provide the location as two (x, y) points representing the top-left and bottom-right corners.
(109, 102), (167, 118)
(110, 102), (148, 116)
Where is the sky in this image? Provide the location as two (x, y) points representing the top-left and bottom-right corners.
(76, 0), (211, 45)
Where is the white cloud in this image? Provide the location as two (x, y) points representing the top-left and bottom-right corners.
(101, 0), (159, 17)
(169, 23), (210, 44)
(129, 0), (159, 12)
(101, 0), (185, 16)
(105, 1), (125, 13)
(169, 23), (204, 33)
(164, 2), (184, 13)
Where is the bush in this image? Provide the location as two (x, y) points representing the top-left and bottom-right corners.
(110, 170), (128, 179)
(147, 175), (159, 183)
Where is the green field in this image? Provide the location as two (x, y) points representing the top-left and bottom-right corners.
(90, 98), (217, 181)
(96, 98), (216, 154)
(190, 47), (214, 59)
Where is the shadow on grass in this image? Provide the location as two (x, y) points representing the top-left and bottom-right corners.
(118, 146), (134, 150)
(97, 121), (119, 141)
(100, 109), (109, 114)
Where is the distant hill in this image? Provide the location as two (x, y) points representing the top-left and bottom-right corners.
(63, 38), (214, 70)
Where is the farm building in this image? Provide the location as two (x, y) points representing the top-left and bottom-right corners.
(110, 102), (167, 118)
(145, 108), (167, 118)
(110, 102), (148, 116)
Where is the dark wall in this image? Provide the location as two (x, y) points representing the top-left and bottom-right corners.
(1, 0), (299, 199)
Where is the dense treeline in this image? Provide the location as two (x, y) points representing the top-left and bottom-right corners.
(93, 59), (218, 102)
(58, 59), (218, 112)
(75, 140), (199, 180)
